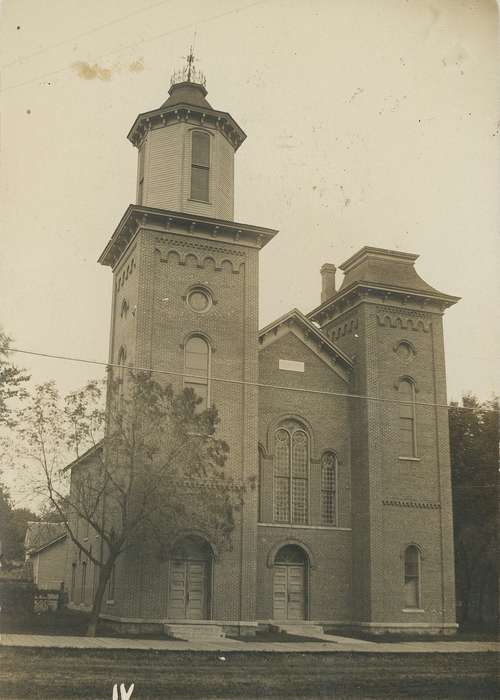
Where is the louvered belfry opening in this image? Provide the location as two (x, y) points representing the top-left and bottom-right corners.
(191, 131), (210, 202)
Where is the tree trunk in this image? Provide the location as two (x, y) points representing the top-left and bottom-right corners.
(86, 559), (114, 637)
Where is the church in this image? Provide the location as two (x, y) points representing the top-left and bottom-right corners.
(65, 59), (459, 637)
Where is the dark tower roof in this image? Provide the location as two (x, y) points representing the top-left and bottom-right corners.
(161, 81), (212, 109)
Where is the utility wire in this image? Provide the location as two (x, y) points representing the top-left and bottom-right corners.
(0, 0), (177, 71)
(0, 0), (267, 94)
(8, 346), (500, 414)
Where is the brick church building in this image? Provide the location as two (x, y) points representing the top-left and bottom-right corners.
(65, 63), (459, 636)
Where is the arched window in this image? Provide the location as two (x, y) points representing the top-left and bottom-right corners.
(258, 446), (265, 523)
(184, 335), (210, 411)
(273, 422), (309, 524)
(191, 131), (210, 202)
(399, 378), (417, 457)
(404, 545), (421, 609)
(321, 452), (337, 525)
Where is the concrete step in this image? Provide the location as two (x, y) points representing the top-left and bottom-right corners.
(270, 623), (325, 637)
(164, 623), (225, 641)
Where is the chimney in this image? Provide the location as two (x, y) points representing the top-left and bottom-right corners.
(320, 263), (337, 303)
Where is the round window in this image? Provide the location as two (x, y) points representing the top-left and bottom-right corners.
(187, 288), (212, 313)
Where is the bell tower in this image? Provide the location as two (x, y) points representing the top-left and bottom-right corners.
(128, 51), (244, 221)
(98, 53), (278, 622)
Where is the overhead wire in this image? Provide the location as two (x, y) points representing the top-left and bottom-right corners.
(7, 346), (500, 414)
(0, 0), (178, 71)
(0, 0), (268, 94)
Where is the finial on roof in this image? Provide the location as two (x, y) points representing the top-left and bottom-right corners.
(171, 45), (206, 88)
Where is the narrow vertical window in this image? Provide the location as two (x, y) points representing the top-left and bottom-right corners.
(321, 452), (337, 525)
(107, 564), (116, 602)
(274, 429), (290, 522)
(404, 545), (421, 608)
(184, 336), (210, 411)
(137, 145), (145, 205)
(191, 131), (210, 202)
(399, 379), (417, 457)
(81, 561), (87, 605)
(258, 447), (264, 523)
(291, 430), (308, 524)
(116, 346), (127, 403)
(71, 563), (77, 602)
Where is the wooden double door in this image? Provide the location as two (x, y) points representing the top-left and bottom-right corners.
(273, 563), (306, 620)
(168, 559), (209, 620)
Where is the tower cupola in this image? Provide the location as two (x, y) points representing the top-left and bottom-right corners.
(127, 50), (245, 221)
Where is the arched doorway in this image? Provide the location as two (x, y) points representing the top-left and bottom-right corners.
(273, 544), (308, 620)
(168, 536), (212, 620)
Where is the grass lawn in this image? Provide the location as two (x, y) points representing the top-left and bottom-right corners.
(0, 648), (498, 699)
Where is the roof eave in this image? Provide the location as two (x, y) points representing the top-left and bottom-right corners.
(308, 282), (461, 322)
(63, 441), (103, 473)
(29, 533), (67, 556)
(259, 308), (353, 370)
(127, 104), (246, 149)
(98, 206), (279, 269)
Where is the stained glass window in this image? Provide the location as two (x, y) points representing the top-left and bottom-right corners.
(321, 452), (337, 525)
(273, 424), (309, 524)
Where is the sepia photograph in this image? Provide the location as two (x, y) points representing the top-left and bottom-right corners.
(0, 1), (498, 698)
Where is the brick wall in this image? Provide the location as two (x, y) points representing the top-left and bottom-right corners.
(257, 328), (352, 621)
(323, 297), (456, 630)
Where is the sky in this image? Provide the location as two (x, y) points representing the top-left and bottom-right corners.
(1, 0), (499, 413)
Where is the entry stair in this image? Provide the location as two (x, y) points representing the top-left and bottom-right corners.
(270, 623), (372, 644)
(164, 622), (225, 642)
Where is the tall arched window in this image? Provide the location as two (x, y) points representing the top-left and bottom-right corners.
(191, 131), (210, 202)
(321, 452), (337, 525)
(404, 545), (421, 608)
(399, 378), (417, 457)
(273, 422), (309, 524)
(184, 335), (210, 411)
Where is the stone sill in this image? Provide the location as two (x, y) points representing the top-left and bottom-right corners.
(402, 608), (425, 613)
(258, 522), (351, 532)
(188, 198), (212, 205)
(398, 457), (421, 462)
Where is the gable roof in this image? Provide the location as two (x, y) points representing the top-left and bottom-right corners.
(24, 522), (66, 555)
(63, 440), (103, 473)
(258, 308), (353, 383)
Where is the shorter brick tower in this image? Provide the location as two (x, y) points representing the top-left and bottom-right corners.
(309, 247), (459, 634)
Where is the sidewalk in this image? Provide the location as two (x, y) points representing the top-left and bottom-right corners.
(1, 632), (498, 654)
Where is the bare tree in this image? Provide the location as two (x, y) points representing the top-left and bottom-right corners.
(17, 372), (243, 636)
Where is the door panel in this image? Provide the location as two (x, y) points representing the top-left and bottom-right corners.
(287, 565), (305, 620)
(169, 561), (188, 619)
(273, 564), (306, 620)
(168, 560), (208, 620)
(186, 561), (206, 620)
(273, 566), (288, 620)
